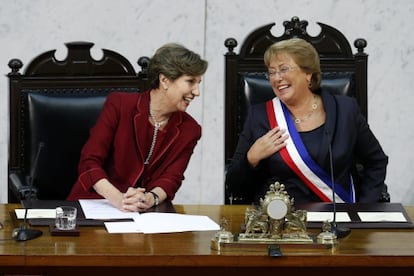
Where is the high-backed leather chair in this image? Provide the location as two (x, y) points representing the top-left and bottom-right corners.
(7, 41), (150, 203)
(224, 16), (390, 204)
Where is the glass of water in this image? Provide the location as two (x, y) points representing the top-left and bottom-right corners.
(55, 206), (77, 230)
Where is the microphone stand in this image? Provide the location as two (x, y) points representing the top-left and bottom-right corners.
(327, 132), (351, 239)
(318, 132), (351, 244)
(13, 143), (45, 241)
(14, 208), (43, 241)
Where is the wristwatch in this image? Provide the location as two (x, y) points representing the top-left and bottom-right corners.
(148, 191), (159, 206)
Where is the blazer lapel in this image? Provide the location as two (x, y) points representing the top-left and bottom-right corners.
(147, 112), (182, 167)
(134, 92), (183, 169)
(319, 90), (337, 165)
(134, 92), (150, 164)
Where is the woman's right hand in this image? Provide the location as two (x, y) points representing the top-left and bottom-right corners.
(247, 126), (289, 167)
(122, 187), (152, 212)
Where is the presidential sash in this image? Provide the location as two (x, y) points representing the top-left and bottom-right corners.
(266, 98), (355, 203)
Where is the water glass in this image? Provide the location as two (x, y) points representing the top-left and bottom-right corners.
(55, 206), (77, 230)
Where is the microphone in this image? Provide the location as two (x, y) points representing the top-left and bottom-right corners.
(326, 131), (351, 239)
(13, 142), (45, 241)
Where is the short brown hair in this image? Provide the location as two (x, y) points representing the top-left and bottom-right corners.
(148, 43), (208, 89)
(264, 38), (321, 91)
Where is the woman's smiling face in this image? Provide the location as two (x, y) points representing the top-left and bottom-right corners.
(163, 74), (202, 112)
(267, 53), (312, 105)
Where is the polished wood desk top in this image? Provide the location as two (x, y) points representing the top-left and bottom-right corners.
(1, 203), (414, 274)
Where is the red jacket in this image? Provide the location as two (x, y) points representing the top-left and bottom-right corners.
(67, 91), (201, 200)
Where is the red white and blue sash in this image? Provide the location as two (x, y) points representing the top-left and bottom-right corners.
(266, 98), (355, 203)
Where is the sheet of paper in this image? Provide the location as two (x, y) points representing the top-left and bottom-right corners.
(104, 221), (144, 233)
(358, 212), (407, 222)
(307, 211), (351, 222)
(105, 212), (220, 234)
(79, 199), (140, 220)
(15, 209), (56, 219)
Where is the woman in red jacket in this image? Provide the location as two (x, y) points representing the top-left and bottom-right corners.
(67, 43), (208, 212)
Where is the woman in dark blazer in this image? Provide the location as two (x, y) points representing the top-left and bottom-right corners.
(226, 38), (388, 204)
(68, 43), (208, 212)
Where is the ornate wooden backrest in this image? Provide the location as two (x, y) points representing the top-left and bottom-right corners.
(8, 41), (150, 202)
(224, 16), (369, 204)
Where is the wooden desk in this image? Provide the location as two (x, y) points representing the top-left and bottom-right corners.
(1, 204), (414, 275)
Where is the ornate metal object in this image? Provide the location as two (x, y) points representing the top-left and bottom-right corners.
(211, 182), (333, 251)
(210, 217), (235, 251)
(317, 220), (337, 244)
(237, 182), (313, 243)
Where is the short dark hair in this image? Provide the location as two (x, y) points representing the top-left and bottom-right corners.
(148, 43), (208, 89)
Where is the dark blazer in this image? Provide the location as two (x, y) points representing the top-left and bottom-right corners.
(226, 90), (388, 203)
(67, 91), (201, 200)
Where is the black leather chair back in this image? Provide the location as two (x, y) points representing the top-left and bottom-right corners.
(23, 91), (110, 200)
(8, 42), (150, 202)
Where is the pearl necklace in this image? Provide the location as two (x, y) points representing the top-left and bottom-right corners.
(294, 95), (318, 124)
(144, 109), (169, 165)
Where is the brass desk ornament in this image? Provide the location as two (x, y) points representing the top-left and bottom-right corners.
(210, 217), (234, 251)
(211, 182), (335, 252)
(317, 220), (337, 244)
